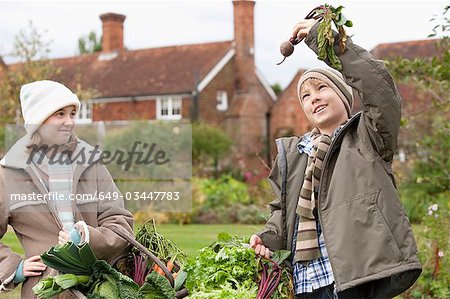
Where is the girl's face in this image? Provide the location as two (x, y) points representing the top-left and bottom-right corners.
(299, 79), (348, 136)
(37, 105), (76, 146)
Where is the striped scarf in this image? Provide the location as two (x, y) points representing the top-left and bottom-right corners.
(48, 152), (74, 232)
(294, 128), (332, 264)
(34, 150), (75, 232)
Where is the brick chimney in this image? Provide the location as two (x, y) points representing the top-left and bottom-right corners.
(100, 13), (126, 52)
(233, 0), (256, 91)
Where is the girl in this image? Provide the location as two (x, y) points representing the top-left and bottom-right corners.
(0, 80), (134, 298)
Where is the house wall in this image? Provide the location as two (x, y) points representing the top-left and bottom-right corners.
(92, 97), (191, 121)
(197, 60), (236, 126)
(229, 82), (273, 173)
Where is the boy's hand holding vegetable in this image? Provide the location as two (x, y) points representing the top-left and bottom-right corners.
(291, 18), (319, 41)
(250, 234), (272, 258)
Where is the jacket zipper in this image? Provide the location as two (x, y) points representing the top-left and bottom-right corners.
(316, 113), (361, 292)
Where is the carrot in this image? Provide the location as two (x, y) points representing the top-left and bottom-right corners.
(167, 260), (174, 272)
(152, 264), (165, 276)
(172, 272), (178, 279)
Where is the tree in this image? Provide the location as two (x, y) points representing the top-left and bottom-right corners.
(387, 6), (449, 109)
(270, 82), (282, 96)
(78, 31), (102, 54)
(0, 21), (59, 125)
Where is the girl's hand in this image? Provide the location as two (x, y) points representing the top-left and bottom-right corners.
(23, 256), (47, 277)
(291, 18), (319, 41)
(58, 229), (70, 245)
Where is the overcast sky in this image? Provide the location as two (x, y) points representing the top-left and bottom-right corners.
(0, 0), (446, 88)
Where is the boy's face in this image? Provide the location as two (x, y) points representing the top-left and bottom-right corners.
(299, 79), (348, 135)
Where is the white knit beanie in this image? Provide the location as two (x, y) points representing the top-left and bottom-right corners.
(20, 80), (81, 137)
(297, 68), (354, 117)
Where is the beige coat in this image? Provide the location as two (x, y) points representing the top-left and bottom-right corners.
(257, 23), (421, 298)
(0, 137), (134, 298)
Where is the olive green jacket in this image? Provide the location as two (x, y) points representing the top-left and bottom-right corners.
(258, 23), (421, 297)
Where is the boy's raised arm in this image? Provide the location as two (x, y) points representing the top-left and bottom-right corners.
(304, 21), (401, 161)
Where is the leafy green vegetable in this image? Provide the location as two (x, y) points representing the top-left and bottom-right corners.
(32, 278), (64, 299)
(137, 271), (176, 299)
(35, 229), (185, 298)
(185, 233), (293, 298)
(316, 4), (353, 70)
(88, 260), (139, 299)
(185, 233), (257, 298)
(185, 244), (258, 292)
(188, 282), (258, 299)
(53, 274), (90, 290)
(40, 242), (97, 275)
(32, 274), (90, 298)
(270, 250), (291, 265)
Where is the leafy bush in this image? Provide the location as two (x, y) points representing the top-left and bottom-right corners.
(201, 174), (252, 208)
(399, 119), (450, 222)
(192, 123), (232, 176)
(187, 175), (269, 224)
(403, 197), (450, 298)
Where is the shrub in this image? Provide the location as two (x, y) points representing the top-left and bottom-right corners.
(403, 195), (450, 298)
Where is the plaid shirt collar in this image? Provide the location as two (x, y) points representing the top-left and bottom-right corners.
(297, 125), (344, 156)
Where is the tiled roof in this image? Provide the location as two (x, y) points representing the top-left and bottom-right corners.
(8, 41), (233, 98)
(371, 39), (440, 59)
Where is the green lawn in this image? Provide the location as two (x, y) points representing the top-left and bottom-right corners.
(2, 224), (263, 258)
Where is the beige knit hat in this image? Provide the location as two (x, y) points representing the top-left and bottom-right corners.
(297, 68), (354, 117)
(20, 80), (81, 137)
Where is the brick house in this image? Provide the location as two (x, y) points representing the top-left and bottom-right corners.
(270, 39), (440, 159)
(4, 1), (276, 172)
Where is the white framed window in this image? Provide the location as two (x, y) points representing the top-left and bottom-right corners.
(76, 102), (92, 123)
(216, 91), (228, 111)
(157, 96), (182, 120)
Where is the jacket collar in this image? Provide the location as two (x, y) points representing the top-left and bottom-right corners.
(0, 136), (101, 170)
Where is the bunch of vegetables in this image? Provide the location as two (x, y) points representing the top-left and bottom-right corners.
(33, 220), (188, 298)
(119, 219), (187, 288)
(135, 219), (187, 265)
(277, 3), (353, 70)
(184, 233), (293, 299)
(32, 242), (178, 298)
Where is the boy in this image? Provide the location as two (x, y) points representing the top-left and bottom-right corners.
(250, 18), (421, 298)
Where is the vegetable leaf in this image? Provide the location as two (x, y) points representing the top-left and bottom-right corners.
(89, 260), (139, 299)
(174, 270), (188, 291)
(41, 242), (97, 275)
(271, 250), (291, 265)
(137, 271), (175, 299)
